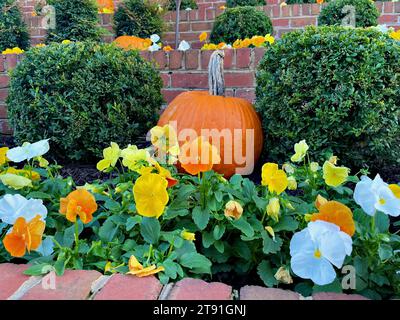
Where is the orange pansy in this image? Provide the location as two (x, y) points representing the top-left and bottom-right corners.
(3, 215), (45, 257)
(311, 200), (355, 236)
(59, 189), (98, 224)
(178, 136), (221, 176)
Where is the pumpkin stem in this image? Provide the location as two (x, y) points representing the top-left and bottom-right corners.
(208, 50), (225, 96)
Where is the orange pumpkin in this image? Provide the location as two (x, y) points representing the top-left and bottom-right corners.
(97, 0), (114, 12)
(158, 50), (263, 178)
(113, 36), (151, 51)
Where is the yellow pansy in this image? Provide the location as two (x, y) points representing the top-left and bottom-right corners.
(389, 184), (400, 199)
(150, 124), (179, 156)
(199, 32), (208, 42)
(233, 39), (242, 49)
(2, 47), (24, 55)
(0, 173), (32, 190)
(265, 34), (275, 45)
(127, 255), (165, 277)
(287, 176), (297, 190)
(35, 43), (46, 48)
(121, 145), (150, 172)
(0, 147), (9, 165)
(241, 38), (251, 48)
(97, 142), (121, 172)
(133, 173), (169, 218)
(2, 167), (40, 181)
(181, 230), (196, 241)
(290, 140), (309, 162)
(389, 30), (400, 41)
(267, 197), (280, 222)
(261, 163), (288, 195)
(322, 161), (349, 187)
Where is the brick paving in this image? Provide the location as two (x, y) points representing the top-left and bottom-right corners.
(0, 263), (370, 300)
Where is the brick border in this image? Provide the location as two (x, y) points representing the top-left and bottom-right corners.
(0, 263), (370, 300)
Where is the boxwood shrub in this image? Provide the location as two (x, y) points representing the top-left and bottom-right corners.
(0, 0), (30, 51)
(46, 0), (103, 42)
(256, 26), (400, 171)
(210, 6), (273, 44)
(114, 0), (164, 38)
(226, 0), (265, 7)
(7, 42), (164, 162)
(168, 0), (198, 11)
(318, 0), (379, 28)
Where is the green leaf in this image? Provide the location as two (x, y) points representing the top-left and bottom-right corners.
(54, 258), (67, 276)
(257, 260), (277, 287)
(375, 211), (390, 233)
(140, 217), (160, 244)
(63, 221), (83, 248)
(99, 219), (120, 243)
(26, 191), (52, 200)
(162, 260), (179, 280)
(313, 279), (342, 294)
(214, 240), (225, 254)
(262, 232), (282, 254)
(23, 263), (53, 276)
(231, 218), (254, 237)
(273, 216), (299, 232)
(378, 244), (393, 261)
(213, 225), (225, 240)
(179, 252), (211, 275)
(126, 215), (142, 231)
(202, 231), (215, 248)
(192, 206), (210, 230)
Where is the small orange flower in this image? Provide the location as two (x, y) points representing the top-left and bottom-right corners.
(316, 0), (324, 4)
(163, 45), (173, 52)
(178, 136), (221, 176)
(251, 36), (266, 47)
(127, 255), (165, 277)
(59, 189), (97, 224)
(241, 38), (251, 48)
(311, 201), (355, 236)
(3, 215), (45, 257)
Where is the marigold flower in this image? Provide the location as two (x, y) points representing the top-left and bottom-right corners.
(311, 200), (355, 236)
(199, 32), (208, 42)
(59, 189), (98, 224)
(178, 136), (221, 176)
(181, 230), (196, 241)
(267, 197), (280, 222)
(3, 215), (45, 257)
(261, 163), (288, 195)
(127, 255), (165, 277)
(133, 173), (169, 218)
(96, 142), (120, 172)
(224, 200), (243, 220)
(290, 140), (309, 162)
(322, 161), (349, 187)
(0, 147), (9, 165)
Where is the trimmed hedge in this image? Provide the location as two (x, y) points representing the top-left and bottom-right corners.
(114, 0), (164, 38)
(210, 6), (273, 44)
(226, 0), (265, 7)
(7, 42), (164, 162)
(0, 0), (29, 51)
(256, 26), (400, 171)
(46, 0), (103, 43)
(318, 0), (379, 28)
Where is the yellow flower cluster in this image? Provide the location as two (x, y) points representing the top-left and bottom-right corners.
(2, 47), (24, 55)
(233, 34), (275, 49)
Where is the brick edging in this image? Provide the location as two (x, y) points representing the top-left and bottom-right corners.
(0, 263), (369, 300)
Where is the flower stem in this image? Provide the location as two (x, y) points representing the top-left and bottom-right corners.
(146, 244), (153, 265)
(74, 220), (80, 255)
(371, 213), (376, 235)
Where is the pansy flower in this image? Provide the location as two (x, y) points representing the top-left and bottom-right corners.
(60, 189), (98, 224)
(7, 139), (50, 163)
(322, 161), (349, 187)
(261, 163), (288, 195)
(127, 255), (165, 277)
(96, 142), (121, 172)
(0, 194), (47, 225)
(290, 140), (309, 162)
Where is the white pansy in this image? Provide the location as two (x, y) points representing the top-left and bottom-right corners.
(7, 139), (50, 163)
(178, 40), (190, 51)
(185, 7), (192, 11)
(290, 220), (352, 286)
(354, 174), (400, 217)
(148, 43), (161, 52)
(150, 34), (160, 43)
(0, 194), (47, 225)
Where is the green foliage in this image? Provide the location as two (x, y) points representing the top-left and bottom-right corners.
(6, 42), (164, 162)
(255, 26), (400, 171)
(226, 0), (265, 7)
(318, 0), (379, 27)
(210, 6), (273, 44)
(0, 0), (29, 51)
(168, 0), (198, 11)
(46, 0), (103, 42)
(114, 0), (165, 38)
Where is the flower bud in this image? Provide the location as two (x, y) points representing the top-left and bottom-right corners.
(310, 162), (320, 172)
(224, 200), (243, 220)
(267, 198), (280, 222)
(274, 267), (293, 284)
(181, 230), (196, 241)
(287, 176), (297, 190)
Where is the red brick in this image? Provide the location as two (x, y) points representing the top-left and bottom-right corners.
(375, 2), (383, 13)
(0, 57), (4, 72)
(292, 4), (301, 16)
(171, 73), (208, 88)
(167, 278), (232, 300)
(5, 55), (18, 70)
(236, 48), (251, 69)
(290, 17), (316, 27)
(162, 89), (187, 104)
(0, 120), (12, 135)
(235, 89), (256, 103)
(201, 50), (213, 69)
(281, 6), (291, 17)
(169, 51), (184, 69)
(152, 51), (168, 70)
(0, 88), (8, 102)
(273, 18), (290, 27)
(240, 286), (301, 300)
(0, 104), (7, 118)
(206, 8), (215, 20)
(311, 3), (321, 15)
(185, 50), (199, 69)
(94, 274), (162, 300)
(384, 1), (394, 14)
(191, 22), (213, 32)
(254, 48), (266, 67)
(395, 2), (400, 14)
(312, 292), (369, 300)
(302, 4), (311, 16)
(379, 15), (398, 24)
(271, 5), (280, 17)
(139, 51), (150, 62)
(0, 264), (30, 300)
(0, 75), (9, 89)
(223, 49), (234, 69)
(225, 72), (254, 87)
(21, 270), (101, 300)
(160, 73), (170, 87)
